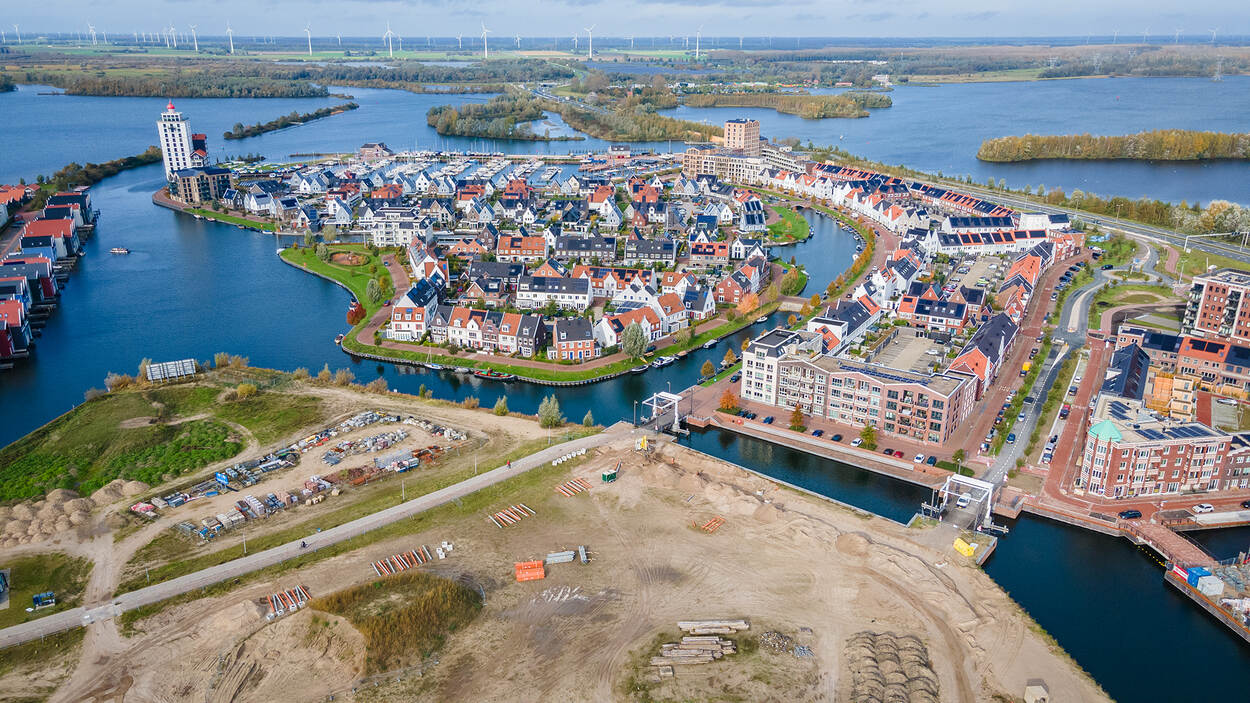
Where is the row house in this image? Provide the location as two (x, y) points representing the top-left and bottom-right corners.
(570, 265), (652, 300)
(895, 297), (970, 334)
(417, 198), (456, 224)
(689, 241), (730, 268)
(553, 235), (618, 263)
(407, 244), (449, 289)
(495, 235), (548, 263)
(0, 257), (58, 307)
(433, 306), (544, 357)
(594, 306), (663, 348)
(515, 275), (591, 312)
(949, 312), (1019, 399)
(460, 276), (509, 308)
(713, 255), (772, 305)
(623, 237), (678, 266)
(386, 279), (442, 341)
(0, 299), (32, 360)
(445, 237), (489, 260)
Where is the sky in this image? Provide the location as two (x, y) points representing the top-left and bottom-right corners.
(5, 1), (1247, 40)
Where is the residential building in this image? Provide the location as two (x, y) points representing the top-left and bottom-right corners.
(723, 118), (761, 157)
(156, 101), (197, 180)
(496, 235), (548, 263)
(1182, 268), (1250, 344)
(549, 317), (598, 361)
(515, 276), (591, 312)
(949, 313), (1019, 399)
(386, 279), (442, 341)
(594, 307), (663, 348)
(171, 167), (231, 205)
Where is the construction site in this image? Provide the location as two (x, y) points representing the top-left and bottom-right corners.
(0, 420), (1116, 702)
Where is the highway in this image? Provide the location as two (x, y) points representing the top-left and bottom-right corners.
(0, 424), (630, 650)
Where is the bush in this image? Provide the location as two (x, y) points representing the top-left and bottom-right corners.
(104, 372), (133, 390)
(493, 396), (509, 416)
(462, 396), (480, 409)
(83, 387), (106, 402)
(366, 378), (389, 394)
(236, 383), (258, 399)
(292, 367), (310, 380)
(334, 368), (355, 386)
(583, 410), (595, 426)
(538, 395), (564, 428)
(316, 364), (332, 384)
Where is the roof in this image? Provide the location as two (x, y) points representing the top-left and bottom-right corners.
(1089, 419), (1123, 442)
(1101, 343), (1150, 401)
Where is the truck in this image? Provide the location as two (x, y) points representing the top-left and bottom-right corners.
(1021, 361), (1032, 377)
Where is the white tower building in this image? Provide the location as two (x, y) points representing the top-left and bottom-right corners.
(157, 100), (193, 180)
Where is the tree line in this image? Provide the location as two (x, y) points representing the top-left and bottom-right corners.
(978, 130), (1250, 162)
(682, 91), (891, 119)
(27, 146), (163, 209)
(554, 102), (722, 142)
(426, 95), (581, 141)
(224, 102), (359, 140)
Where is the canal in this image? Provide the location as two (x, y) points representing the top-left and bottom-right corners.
(3, 79), (1250, 701)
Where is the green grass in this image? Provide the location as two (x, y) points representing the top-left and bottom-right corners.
(212, 392), (324, 445)
(1175, 247), (1250, 280)
(767, 206), (811, 243)
(118, 436), (596, 631)
(311, 571), (482, 673)
(0, 553), (92, 629)
(0, 627), (84, 681)
(116, 429), (597, 594)
(990, 338), (1053, 454)
(279, 244), (393, 319)
(186, 208), (277, 231)
(0, 389), (245, 501)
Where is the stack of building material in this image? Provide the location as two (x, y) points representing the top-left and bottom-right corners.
(515, 560), (545, 582)
(649, 636), (738, 667)
(698, 516), (725, 533)
(555, 477), (592, 497)
(487, 503), (536, 528)
(266, 585), (311, 618)
(546, 550), (576, 565)
(370, 546), (433, 576)
(677, 619), (750, 635)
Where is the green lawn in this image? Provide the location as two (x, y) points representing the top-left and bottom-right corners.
(212, 392), (325, 445)
(280, 244), (393, 317)
(767, 206), (811, 243)
(186, 208), (276, 231)
(0, 553), (92, 629)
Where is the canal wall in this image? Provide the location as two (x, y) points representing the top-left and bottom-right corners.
(1164, 572), (1250, 646)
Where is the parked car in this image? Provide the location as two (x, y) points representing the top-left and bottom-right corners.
(762, 416), (774, 424)
(1068, 385), (1078, 396)
(892, 450), (905, 458)
(831, 434), (843, 442)
(729, 372), (741, 383)
(1051, 292), (1059, 301)
(811, 429), (824, 437)
(926, 456), (938, 466)
(882, 447), (894, 455)
(1192, 503), (1215, 514)
(850, 437), (863, 447)
(1118, 510), (1143, 520)
(1017, 412), (1027, 422)
(1007, 433), (1017, 443)
(913, 453), (925, 463)
(1241, 500), (1250, 509)
(1060, 404), (1071, 419)
(1101, 263), (1113, 270)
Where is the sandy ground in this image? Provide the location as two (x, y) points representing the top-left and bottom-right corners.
(29, 435), (1111, 703)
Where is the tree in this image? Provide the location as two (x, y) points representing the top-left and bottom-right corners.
(789, 313), (800, 326)
(303, 231), (315, 247)
(952, 448), (966, 467)
(493, 396), (509, 415)
(810, 293), (820, 307)
(789, 403), (806, 431)
(366, 278), (383, 304)
(315, 242), (330, 261)
(719, 389), (739, 413)
(583, 410), (595, 427)
(737, 292), (760, 315)
(620, 322), (647, 359)
(741, 338), (750, 351)
(762, 282), (779, 304)
(826, 280), (839, 297)
(859, 424), (878, 450)
(538, 394), (564, 428)
(701, 360), (715, 377)
(723, 348), (738, 366)
(673, 327), (692, 345)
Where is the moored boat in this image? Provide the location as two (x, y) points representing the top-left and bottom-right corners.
(109, 247), (130, 255)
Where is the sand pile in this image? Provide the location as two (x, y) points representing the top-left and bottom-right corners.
(91, 480), (127, 504)
(844, 631), (940, 703)
(0, 491), (97, 547)
(123, 481), (150, 497)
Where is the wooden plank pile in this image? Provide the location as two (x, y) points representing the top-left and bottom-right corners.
(266, 585), (311, 618)
(371, 546), (433, 576)
(555, 477), (592, 497)
(488, 503), (536, 528)
(648, 620), (749, 668)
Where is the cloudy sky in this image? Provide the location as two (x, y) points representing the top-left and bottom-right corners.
(6, 0), (1246, 39)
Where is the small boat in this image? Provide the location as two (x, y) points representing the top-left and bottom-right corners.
(631, 364), (649, 374)
(334, 334), (345, 345)
(473, 369), (514, 381)
(756, 316), (768, 324)
(424, 363), (444, 371)
(453, 367), (470, 374)
(702, 340), (717, 349)
(109, 247), (130, 255)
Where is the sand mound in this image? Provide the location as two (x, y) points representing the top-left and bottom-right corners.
(210, 600), (267, 632)
(754, 503), (780, 523)
(3, 519), (28, 536)
(67, 498), (95, 513)
(91, 480), (126, 504)
(68, 510), (92, 526)
(10, 504), (35, 521)
(36, 501), (63, 521)
(837, 533), (869, 557)
(44, 488), (78, 504)
(122, 481), (150, 497)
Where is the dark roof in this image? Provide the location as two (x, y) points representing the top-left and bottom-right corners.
(553, 317), (593, 342)
(466, 261), (525, 282)
(832, 299), (874, 332)
(913, 299), (967, 320)
(1102, 343), (1150, 401)
(960, 312), (1019, 366)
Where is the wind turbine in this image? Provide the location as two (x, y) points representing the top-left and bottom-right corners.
(572, 34), (578, 52)
(226, 23), (234, 54)
(169, 22), (178, 48)
(584, 25), (594, 60)
(695, 25), (702, 60)
(397, 35), (403, 52)
(87, 23), (97, 45)
(336, 33), (341, 47)
(627, 35), (634, 50)
(189, 25), (198, 52)
(1111, 29), (1118, 44)
(515, 35), (521, 49)
(383, 22), (395, 58)
(481, 23), (491, 59)
(12, 24), (19, 44)
(1209, 28), (1218, 45)
(305, 24), (312, 56)
(456, 33), (463, 50)
(102, 30), (108, 44)
(1142, 27), (1149, 44)
(739, 36), (743, 49)
(1174, 28), (1182, 44)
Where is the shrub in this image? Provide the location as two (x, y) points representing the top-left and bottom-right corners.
(366, 378), (389, 394)
(236, 383), (258, 399)
(582, 410), (594, 427)
(316, 364), (333, 383)
(83, 387), (106, 402)
(462, 396), (480, 409)
(213, 351), (230, 368)
(334, 368), (355, 386)
(538, 395), (564, 428)
(493, 396), (509, 416)
(291, 367), (310, 380)
(104, 372), (133, 390)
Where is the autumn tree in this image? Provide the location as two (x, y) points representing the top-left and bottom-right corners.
(719, 389), (739, 413)
(701, 360), (715, 377)
(789, 403), (806, 432)
(723, 348), (738, 366)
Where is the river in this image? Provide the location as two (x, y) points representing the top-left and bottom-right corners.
(2, 79), (1250, 700)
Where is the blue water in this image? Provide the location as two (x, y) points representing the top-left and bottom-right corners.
(3, 79), (1250, 701)
(662, 76), (1250, 204)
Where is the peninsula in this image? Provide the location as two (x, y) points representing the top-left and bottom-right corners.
(977, 129), (1250, 162)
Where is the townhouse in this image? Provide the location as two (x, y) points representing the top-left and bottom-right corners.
(386, 279), (442, 341)
(949, 313), (1019, 399)
(434, 306), (544, 357)
(515, 276), (591, 312)
(496, 235), (548, 263)
(594, 306), (663, 348)
(549, 317), (598, 361)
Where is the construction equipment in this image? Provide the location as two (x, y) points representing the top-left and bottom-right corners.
(602, 461), (620, 483)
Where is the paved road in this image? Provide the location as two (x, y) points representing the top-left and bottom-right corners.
(0, 424), (631, 650)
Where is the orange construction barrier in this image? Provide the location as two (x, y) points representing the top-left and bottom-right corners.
(514, 560), (546, 582)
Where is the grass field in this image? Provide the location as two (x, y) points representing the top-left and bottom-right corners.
(311, 571), (482, 673)
(186, 208), (277, 231)
(279, 244), (392, 319)
(767, 206), (811, 243)
(0, 553), (92, 629)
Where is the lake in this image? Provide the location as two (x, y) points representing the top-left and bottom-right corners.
(2, 77), (1249, 701)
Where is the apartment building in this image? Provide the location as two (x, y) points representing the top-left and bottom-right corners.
(723, 118), (761, 157)
(1078, 395), (1232, 498)
(1182, 268), (1250, 344)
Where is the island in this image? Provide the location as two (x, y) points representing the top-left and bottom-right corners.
(224, 103), (359, 140)
(977, 129), (1250, 162)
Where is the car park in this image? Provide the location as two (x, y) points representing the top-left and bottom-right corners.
(1118, 510), (1143, 520)
(1192, 503), (1215, 514)
(851, 437), (863, 447)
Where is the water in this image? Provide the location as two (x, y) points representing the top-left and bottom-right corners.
(664, 76), (1250, 205)
(3, 81), (1250, 701)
